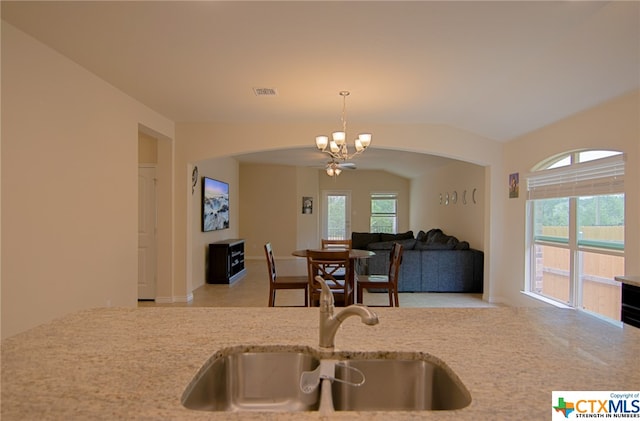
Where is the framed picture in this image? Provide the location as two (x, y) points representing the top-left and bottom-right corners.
(302, 196), (313, 214)
(202, 177), (229, 231)
(509, 173), (519, 198)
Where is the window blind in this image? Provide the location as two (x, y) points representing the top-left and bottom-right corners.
(526, 154), (625, 200)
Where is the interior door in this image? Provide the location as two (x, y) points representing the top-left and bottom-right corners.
(138, 166), (157, 300)
(322, 191), (351, 240)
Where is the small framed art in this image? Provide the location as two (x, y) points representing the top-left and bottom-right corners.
(302, 197), (313, 214)
(509, 173), (519, 198)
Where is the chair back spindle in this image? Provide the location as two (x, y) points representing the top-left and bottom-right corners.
(306, 249), (352, 306)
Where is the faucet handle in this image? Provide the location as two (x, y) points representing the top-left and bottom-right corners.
(314, 276), (335, 310)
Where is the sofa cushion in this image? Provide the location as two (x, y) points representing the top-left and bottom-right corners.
(351, 232), (381, 249)
(367, 238), (416, 251)
(415, 241), (456, 250)
(397, 238), (417, 250)
(380, 231), (414, 242)
(367, 241), (394, 250)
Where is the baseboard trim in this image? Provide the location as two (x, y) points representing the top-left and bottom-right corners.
(520, 291), (572, 308)
(175, 293), (194, 303)
(154, 293), (194, 304)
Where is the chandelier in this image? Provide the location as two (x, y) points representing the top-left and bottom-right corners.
(315, 91), (371, 176)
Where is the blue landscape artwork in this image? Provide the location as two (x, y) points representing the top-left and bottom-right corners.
(202, 177), (229, 231)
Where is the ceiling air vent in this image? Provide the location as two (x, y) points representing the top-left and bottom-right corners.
(253, 87), (278, 97)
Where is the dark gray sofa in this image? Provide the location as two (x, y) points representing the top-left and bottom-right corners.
(352, 229), (484, 293)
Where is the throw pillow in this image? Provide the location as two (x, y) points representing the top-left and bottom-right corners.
(351, 232), (381, 249)
(380, 231), (414, 242)
(425, 228), (444, 243)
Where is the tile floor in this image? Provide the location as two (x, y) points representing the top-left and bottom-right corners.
(138, 258), (498, 308)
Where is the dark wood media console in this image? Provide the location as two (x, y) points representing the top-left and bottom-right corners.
(207, 239), (246, 284)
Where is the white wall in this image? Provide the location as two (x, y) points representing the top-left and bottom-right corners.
(500, 91), (640, 306)
(1, 23), (174, 339)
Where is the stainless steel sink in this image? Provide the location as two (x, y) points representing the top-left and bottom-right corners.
(182, 348), (320, 412)
(332, 358), (471, 411)
(182, 348), (471, 413)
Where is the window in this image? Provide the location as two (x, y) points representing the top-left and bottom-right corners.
(527, 151), (625, 322)
(370, 193), (397, 233)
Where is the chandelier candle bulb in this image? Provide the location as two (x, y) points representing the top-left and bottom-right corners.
(358, 133), (372, 148)
(316, 136), (329, 150)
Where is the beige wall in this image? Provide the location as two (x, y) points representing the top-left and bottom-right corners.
(318, 169), (411, 235)
(1, 23), (174, 339)
(238, 165), (411, 263)
(239, 163), (299, 260)
(411, 160), (485, 250)
(500, 90), (640, 306)
(190, 158), (240, 290)
(296, 167), (321, 251)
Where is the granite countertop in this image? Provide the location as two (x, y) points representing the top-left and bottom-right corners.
(615, 275), (640, 288)
(2, 307), (639, 420)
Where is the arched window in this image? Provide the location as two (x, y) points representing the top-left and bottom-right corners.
(525, 150), (625, 322)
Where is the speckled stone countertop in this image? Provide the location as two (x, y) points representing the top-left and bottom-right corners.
(2, 307), (639, 420)
(615, 275), (640, 287)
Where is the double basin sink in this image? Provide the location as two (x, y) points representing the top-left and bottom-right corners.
(181, 345), (471, 413)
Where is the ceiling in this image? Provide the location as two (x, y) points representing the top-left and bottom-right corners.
(3, 1), (638, 178)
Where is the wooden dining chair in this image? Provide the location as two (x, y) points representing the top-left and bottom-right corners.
(320, 239), (352, 279)
(357, 242), (404, 307)
(306, 249), (353, 307)
(264, 243), (308, 307)
(321, 238), (352, 249)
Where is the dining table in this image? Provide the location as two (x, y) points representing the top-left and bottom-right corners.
(291, 248), (375, 305)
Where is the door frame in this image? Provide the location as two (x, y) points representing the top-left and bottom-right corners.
(138, 164), (158, 300)
(321, 190), (352, 240)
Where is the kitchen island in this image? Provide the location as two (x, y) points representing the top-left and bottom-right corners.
(2, 307), (639, 420)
